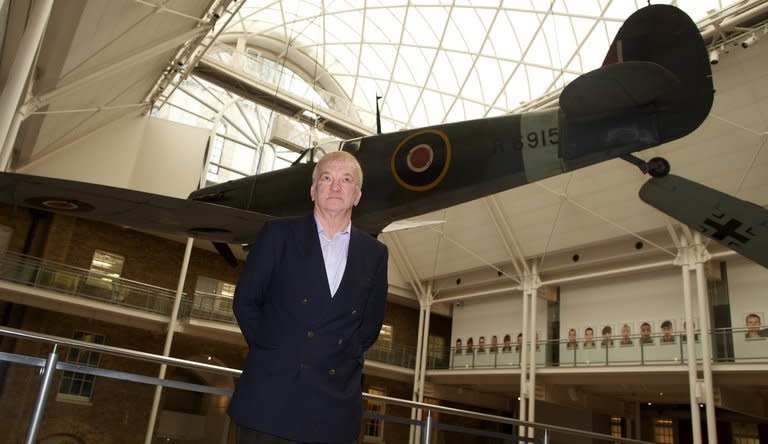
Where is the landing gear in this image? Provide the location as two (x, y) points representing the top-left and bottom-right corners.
(620, 154), (670, 178)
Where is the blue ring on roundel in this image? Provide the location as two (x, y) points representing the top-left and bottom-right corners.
(392, 130), (450, 191)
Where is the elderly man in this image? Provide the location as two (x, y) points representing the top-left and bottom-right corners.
(228, 151), (389, 444)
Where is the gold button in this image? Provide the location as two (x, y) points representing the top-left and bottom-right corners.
(337, 338), (344, 345)
(301, 298), (309, 304)
(307, 330), (315, 338)
(328, 368), (336, 376)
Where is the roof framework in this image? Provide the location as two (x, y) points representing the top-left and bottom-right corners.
(3, 0), (767, 294)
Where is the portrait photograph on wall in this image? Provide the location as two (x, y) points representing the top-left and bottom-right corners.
(659, 319), (676, 344)
(680, 317), (700, 343)
(601, 324), (614, 347)
(583, 326), (596, 348)
(639, 321), (654, 345)
(501, 333), (513, 352)
(744, 311), (765, 340)
(566, 327), (578, 350)
(618, 321), (634, 346)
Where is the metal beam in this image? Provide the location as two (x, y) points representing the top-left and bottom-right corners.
(194, 57), (374, 140)
(32, 27), (208, 109)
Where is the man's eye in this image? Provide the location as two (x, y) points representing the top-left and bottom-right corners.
(320, 175), (331, 182)
(342, 177), (353, 183)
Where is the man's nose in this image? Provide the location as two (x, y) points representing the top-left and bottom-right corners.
(330, 178), (343, 189)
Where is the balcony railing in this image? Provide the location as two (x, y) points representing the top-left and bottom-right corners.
(0, 251), (178, 315)
(1, 251), (765, 372)
(0, 252), (419, 367)
(438, 329), (767, 370)
(364, 342), (419, 369)
(188, 290), (235, 323)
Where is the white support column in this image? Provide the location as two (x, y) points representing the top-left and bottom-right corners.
(144, 237), (195, 444)
(518, 271), (531, 437)
(418, 292), (432, 406)
(526, 262), (540, 438)
(693, 232), (717, 444)
(409, 298), (427, 444)
(410, 287), (432, 444)
(0, 110), (26, 171)
(678, 237), (703, 444)
(0, 0), (54, 171)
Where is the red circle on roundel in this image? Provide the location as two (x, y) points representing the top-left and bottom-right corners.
(42, 200), (79, 210)
(407, 144), (434, 173)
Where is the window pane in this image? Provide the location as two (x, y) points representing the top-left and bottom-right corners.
(58, 331), (104, 400)
(87, 250), (125, 289)
(364, 387), (386, 438)
(376, 324), (393, 350)
(654, 418), (674, 444)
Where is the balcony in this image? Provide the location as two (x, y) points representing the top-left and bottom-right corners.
(1, 251), (765, 372)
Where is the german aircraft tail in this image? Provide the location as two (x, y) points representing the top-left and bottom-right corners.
(559, 4), (714, 169)
(640, 175), (768, 268)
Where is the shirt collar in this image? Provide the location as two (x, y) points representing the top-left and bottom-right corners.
(314, 214), (351, 238)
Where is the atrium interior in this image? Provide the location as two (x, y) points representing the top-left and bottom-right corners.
(1, 1), (768, 443)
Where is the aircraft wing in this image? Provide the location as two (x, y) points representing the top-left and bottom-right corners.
(639, 175), (768, 268)
(0, 173), (272, 245)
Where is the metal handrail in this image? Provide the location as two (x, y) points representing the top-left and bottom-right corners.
(0, 325), (652, 444)
(364, 393), (651, 444)
(0, 325), (239, 376)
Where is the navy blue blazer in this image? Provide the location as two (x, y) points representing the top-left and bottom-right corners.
(228, 214), (388, 442)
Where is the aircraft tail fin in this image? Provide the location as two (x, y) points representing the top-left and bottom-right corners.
(559, 5), (713, 169)
(639, 175), (768, 268)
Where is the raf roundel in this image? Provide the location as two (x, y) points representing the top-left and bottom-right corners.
(24, 197), (95, 212)
(391, 129), (451, 191)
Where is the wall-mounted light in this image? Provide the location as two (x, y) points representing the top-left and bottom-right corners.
(741, 34), (758, 48)
(708, 49), (720, 65)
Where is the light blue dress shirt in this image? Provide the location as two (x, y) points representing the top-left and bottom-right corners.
(315, 216), (351, 297)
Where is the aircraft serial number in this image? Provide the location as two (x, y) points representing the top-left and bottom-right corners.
(514, 128), (559, 150)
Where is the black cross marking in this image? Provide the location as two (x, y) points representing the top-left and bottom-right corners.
(703, 217), (749, 244)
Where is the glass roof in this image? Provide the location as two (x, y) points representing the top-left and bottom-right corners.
(153, 0), (740, 185)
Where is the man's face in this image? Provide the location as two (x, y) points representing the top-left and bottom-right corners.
(662, 326), (672, 337)
(585, 329), (594, 340)
(603, 331), (611, 341)
(622, 324), (631, 338)
(479, 337), (485, 347)
(641, 324), (651, 337)
(491, 336), (498, 347)
(568, 329), (576, 341)
(310, 158), (362, 215)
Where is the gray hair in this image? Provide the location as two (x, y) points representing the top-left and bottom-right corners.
(311, 151), (364, 188)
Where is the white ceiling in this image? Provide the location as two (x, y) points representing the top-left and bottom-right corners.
(2, 0), (767, 300)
